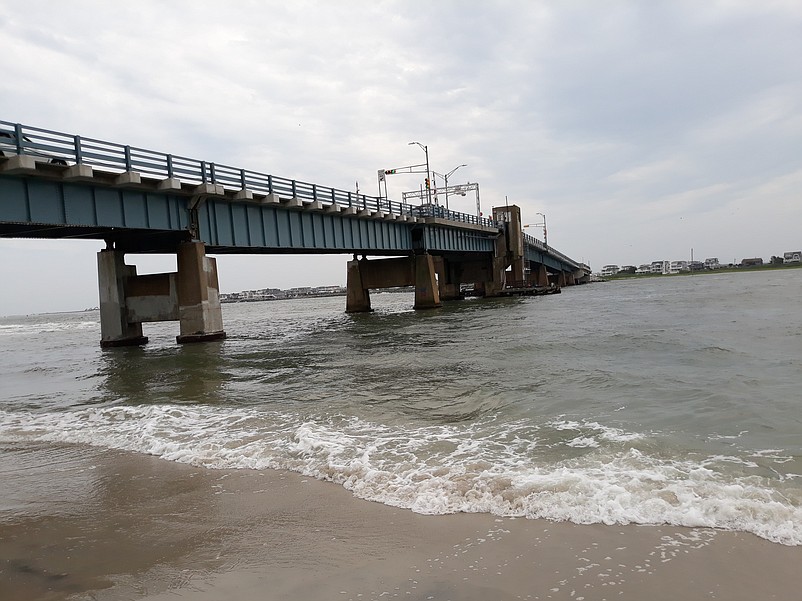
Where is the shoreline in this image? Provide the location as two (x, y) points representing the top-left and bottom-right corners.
(2, 443), (800, 601)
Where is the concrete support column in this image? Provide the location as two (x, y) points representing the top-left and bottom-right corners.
(433, 256), (462, 301)
(414, 254), (442, 310)
(557, 270), (566, 288)
(176, 241), (226, 343)
(510, 257), (525, 285)
(563, 270), (574, 286)
(98, 249), (147, 347)
(533, 264), (549, 287)
(345, 258), (371, 312)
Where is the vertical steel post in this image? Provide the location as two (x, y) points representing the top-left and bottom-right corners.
(14, 123), (23, 154)
(74, 135), (83, 163)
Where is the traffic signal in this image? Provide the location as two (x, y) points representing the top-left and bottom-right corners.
(385, 169), (396, 175)
(425, 178), (430, 189)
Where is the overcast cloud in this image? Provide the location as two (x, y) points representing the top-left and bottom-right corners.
(1, 1), (801, 315)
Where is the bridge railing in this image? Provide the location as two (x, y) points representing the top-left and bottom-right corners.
(0, 120), (500, 229)
(523, 232), (581, 270)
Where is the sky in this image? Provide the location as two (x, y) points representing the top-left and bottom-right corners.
(1, 0), (801, 315)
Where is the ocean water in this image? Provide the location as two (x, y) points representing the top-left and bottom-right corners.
(1, 270), (801, 545)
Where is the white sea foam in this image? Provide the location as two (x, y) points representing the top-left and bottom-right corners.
(1, 405), (800, 546)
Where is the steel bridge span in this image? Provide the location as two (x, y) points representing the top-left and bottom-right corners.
(0, 121), (589, 345)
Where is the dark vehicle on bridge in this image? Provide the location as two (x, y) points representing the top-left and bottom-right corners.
(0, 130), (69, 165)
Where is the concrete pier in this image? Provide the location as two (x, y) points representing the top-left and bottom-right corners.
(344, 254), (442, 312)
(97, 241), (225, 347)
(345, 257), (372, 313)
(413, 254), (442, 310)
(98, 250), (148, 347)
(175, 242), (226, 343)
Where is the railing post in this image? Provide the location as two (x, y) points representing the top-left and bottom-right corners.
(291, 180), (297, 198)
(240, 169), (247, 189)
(74, 135), (83, 163)
(167, 154), (174, 178)
(124, 145), (132, 171)
(267, 174), (273, 194)
(201, 161), (207, 183)
(14, 123), (23, 154)
(331, 189), (336, 207)
(348, 192), (353, 207)
(210, 163), (216, 184)
(312, 184), (317, 201)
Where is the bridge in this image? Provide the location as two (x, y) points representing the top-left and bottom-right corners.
(0, 120), (590, 346)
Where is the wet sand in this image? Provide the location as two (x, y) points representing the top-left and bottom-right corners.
(1, 443), (800, 601)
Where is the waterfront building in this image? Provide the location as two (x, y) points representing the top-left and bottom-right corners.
(783, 251), (801, 263)
(704, 258), (721, 269)
(669, 261), (688, 274)
(601, 265), (620, 277)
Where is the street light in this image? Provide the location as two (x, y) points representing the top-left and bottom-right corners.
(433, 164), (467, 210)
(408, 141), (432, 205)
(536, 212), (547, 246)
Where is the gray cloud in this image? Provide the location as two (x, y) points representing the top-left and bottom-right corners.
(1, 1), (801, 314)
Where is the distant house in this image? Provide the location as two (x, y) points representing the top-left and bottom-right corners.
(636, 264), (651, 274)
(601, 265), (620, 277)
(669, 260), (688, 274)
(784, 251), (802, 263)
(741, 258), (764, 267)
(704, 258), (720, 269)
(650, 260), (669, 274)
(688, 261), (705, 271)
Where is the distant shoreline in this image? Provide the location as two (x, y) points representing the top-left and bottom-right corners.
(600, 262), (802, 281)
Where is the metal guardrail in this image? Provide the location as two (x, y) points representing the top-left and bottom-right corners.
(0, 120), (499, 228)
(522, 231), (581, 270)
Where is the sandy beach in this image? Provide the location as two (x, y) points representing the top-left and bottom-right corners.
(1, 443), (800, 601)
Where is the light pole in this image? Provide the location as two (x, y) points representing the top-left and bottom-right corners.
(536, 212), (547, 246)
(408, 141), (432, 205)
(433, 164), (467, 210)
